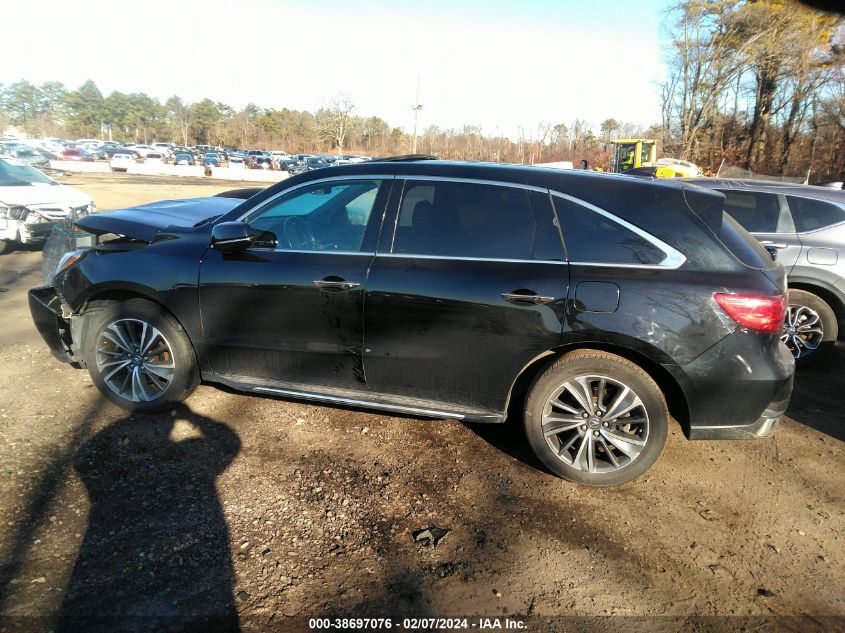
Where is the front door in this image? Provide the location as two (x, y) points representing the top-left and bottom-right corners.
(363, 178), (569, 415)
(199, 176), (392, 390)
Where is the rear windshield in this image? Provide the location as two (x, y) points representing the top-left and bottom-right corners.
(716, 213), (777, 270)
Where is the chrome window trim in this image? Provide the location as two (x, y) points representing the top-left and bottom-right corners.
(377, 253), (566, 265)
(233, 173), (686, 270)
(549, 190), (687, 270)
(400, 174), (547, 194)
(235, 174), (395, 223)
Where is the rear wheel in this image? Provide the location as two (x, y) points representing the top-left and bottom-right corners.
(82, 299), (199, 412)
(782, 289), (837, 367)
(0, 239), (14, 255)
(524, 350), (668, 486)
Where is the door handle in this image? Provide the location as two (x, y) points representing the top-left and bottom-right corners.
(313, 278), (360, 290)
(502, 291), (555, 305)
(759, 241), (788, 249)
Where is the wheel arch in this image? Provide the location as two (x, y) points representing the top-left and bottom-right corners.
(786, 280), (845, 339)
(75, 288), (201, 366)
(505, 341), (691, 434)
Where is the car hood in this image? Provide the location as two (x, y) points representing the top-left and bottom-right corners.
(74, 196), (242, 241)
(0, 182), (92, 207)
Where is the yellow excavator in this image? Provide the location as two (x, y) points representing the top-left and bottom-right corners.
(608, 139), (700, 178)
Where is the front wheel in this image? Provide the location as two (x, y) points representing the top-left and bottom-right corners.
(82, 299), (199, 412)
(524, 350), (668, 486)
(782, 289), (837, 367)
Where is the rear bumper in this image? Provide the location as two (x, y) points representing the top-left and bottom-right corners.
(670, 330), (795, 440)
(686, 369), (792, 439)
(28, 286), (74, 363)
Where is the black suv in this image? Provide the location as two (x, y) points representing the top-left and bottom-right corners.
(29, 160), (794, 485)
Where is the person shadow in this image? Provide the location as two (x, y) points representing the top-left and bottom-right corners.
(57, 405), (241, 633)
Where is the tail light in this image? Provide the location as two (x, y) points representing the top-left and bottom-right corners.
(713, 293), (787, 334)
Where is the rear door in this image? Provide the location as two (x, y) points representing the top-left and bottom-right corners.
(363, 177), (568, 415)
(719, 189), (802, 271)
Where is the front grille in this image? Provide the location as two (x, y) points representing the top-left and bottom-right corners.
(31, 208), (70, 221)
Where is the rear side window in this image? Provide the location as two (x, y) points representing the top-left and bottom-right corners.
(715, 213), (776, 270)
(720, 191), (784, 233)
(393, 181), (536, 260)
(552, 196), (666, 265)
(787, 196), (845, 233)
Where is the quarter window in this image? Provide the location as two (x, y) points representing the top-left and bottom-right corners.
(552, 196), (666, 266)
(393, 181), (536, 260)
(786, 196), (845, 233)
(720, 191), (784, 233)
(245, 179), (384, 251)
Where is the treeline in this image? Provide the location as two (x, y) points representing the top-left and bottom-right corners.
(660, 0), (845, 182)
(0, 78), (643, 166)
(1, 0), (843, 181)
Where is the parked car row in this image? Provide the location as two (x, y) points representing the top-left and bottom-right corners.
(1, 136), (380, 175)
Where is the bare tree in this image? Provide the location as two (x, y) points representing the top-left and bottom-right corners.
(316, 95), (356, 155)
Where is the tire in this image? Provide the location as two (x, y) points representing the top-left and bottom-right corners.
(81, 299), (200, 413)
(0, 239), (14, 255)
(524, 350), (669, 486)
(783, 289), (838, 367)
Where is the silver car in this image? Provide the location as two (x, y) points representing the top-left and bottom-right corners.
(686, 178), (845, 365)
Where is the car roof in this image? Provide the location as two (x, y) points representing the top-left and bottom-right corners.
(294, 159), (691, 190)
(219, 158), (731, 238)
(683, 177), (845, 203)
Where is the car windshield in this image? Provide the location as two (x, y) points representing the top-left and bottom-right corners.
(0, 159), (56, 186)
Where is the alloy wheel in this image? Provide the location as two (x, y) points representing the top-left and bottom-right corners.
(95, 318), (175, 402)
(781, 305), (823, 360)
(542, 375), (649, 474)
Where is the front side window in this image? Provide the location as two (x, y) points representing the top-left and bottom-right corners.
(245, 179), (385, 251)
(720, 191), (783, 233)
(392, 180), (536, 260)
(786, 195), (845, 233)
(552, 196), (666, 266)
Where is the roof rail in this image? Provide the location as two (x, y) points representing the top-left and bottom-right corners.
(368, 154), (438, 162)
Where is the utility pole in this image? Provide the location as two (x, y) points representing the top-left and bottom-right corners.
(411, 74), (423, 154)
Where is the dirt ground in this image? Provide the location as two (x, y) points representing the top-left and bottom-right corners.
(0, 173), (842, 632)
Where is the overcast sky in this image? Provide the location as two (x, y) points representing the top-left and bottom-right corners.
(3, 0), (673, 138)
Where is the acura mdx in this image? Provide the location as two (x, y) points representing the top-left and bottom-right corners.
(29, 159), (794, 485)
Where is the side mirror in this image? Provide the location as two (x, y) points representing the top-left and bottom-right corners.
(211, 221), (254, 252)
